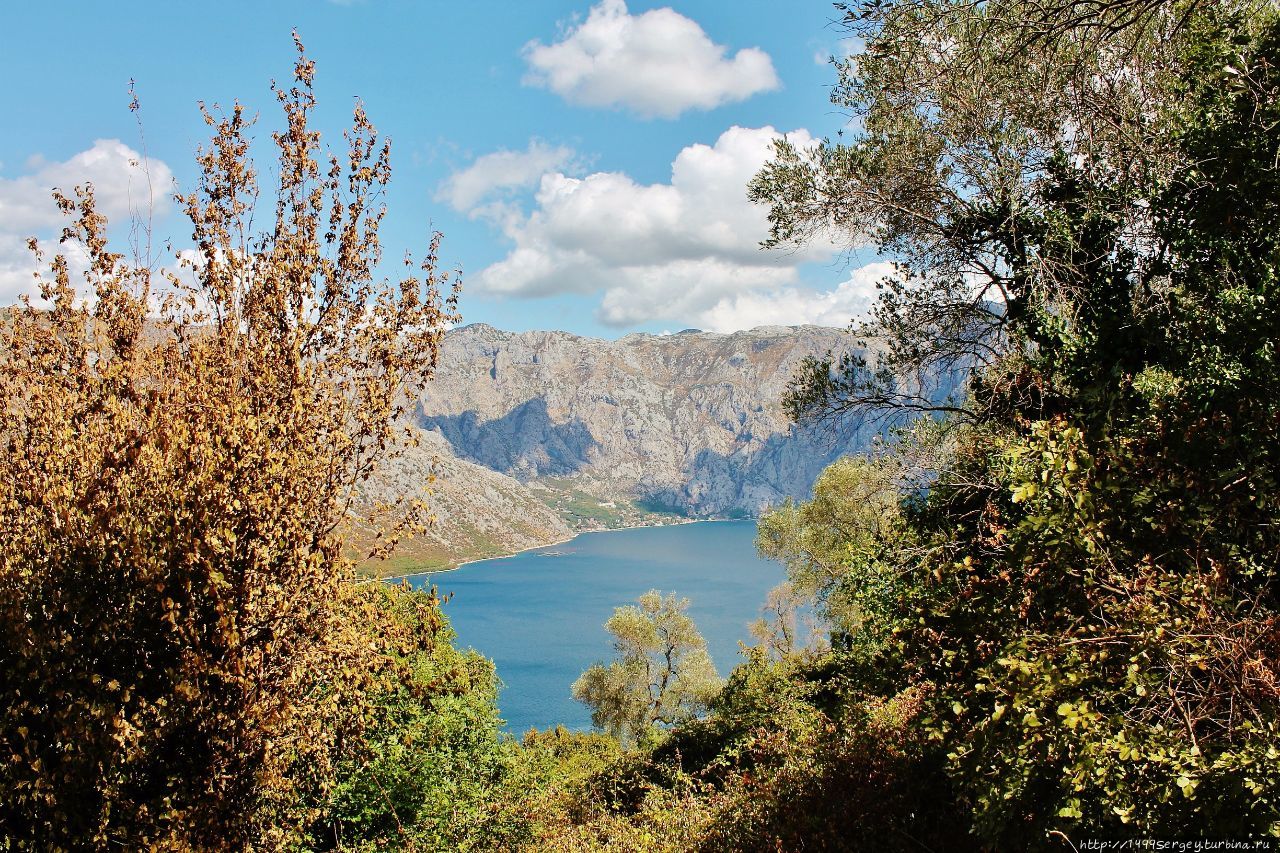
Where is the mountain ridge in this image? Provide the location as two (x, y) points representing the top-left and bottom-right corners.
(359, 322), (881, 575)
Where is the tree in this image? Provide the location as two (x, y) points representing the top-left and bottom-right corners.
(572, 591), (723, 744)
(310, 583), (516, 851)
(0, 36), (460, 849)
(743, 0), (1280, 844)
(752, 0), (1244, 428)
(756, 454), (906, 634)
(748, 582), (812, 661)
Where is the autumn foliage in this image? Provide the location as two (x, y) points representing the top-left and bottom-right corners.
(0, 37), (459, 849)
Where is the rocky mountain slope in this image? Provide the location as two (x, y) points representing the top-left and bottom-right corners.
(354, 428), (575, 576)
(414, 324), (880, 517)
(360, 324), (887, 574)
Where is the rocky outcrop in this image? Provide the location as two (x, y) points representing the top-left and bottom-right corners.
(355, 428), (573, 575)
(412, 324), (881, 519)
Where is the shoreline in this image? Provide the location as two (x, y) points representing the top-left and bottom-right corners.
(393, 516), (748, 582)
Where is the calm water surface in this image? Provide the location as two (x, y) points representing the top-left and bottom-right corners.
(405, 520), (783, 733)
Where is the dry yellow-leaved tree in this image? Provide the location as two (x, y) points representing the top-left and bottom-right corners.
(0, 36), (459, 850)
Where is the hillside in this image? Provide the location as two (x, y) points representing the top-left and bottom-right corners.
(355, 324), (901, 572)
(354, 429), (575, 576)
(416, 323), (882, 516)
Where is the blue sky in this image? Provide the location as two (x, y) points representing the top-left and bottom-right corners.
(0, 0), (883, 338)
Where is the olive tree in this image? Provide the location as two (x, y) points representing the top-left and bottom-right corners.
(573, 591), (724, 744)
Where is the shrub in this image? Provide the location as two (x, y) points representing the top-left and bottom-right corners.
(0, 36), (458, 849)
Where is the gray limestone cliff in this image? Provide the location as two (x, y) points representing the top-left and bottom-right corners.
(412, 324), (878, 520)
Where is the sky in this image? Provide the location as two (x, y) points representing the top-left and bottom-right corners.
(0, 0), (883, 338)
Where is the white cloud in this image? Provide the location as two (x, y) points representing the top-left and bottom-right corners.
(436, 139), (579, 214)
(0, 234), (93, 308)
(0, 234), (42, 304)
(694, 262), (895, 333)
(523, 0), (779, 119)
(473, 125), (837, 328)
(0, 139), (173, 232)
(0, 140), (175, 303)
(813, 35), (863, 67)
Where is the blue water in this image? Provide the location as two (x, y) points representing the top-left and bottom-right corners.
(404, 520), (784, 734)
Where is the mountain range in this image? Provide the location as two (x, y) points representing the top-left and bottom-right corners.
(361, 323), (879, 575)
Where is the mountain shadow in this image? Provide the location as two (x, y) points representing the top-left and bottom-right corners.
(657, 421), (872, 517)
(417, 397), (598, 479)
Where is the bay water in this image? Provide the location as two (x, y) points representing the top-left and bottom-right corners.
(405, 519), (784, 734)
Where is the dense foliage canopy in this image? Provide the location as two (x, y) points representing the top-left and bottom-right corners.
(546, 0), (1280, 848)
(0, 38), (472, 849)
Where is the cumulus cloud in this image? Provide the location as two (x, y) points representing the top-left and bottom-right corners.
(0, 139), (173, 232)
(523, 0), (779, 119)
(694, 262), (894, 333)
(436, 139), (579, 217)
(0, 234), (94, 308)
(0, 234), (43, 305)
(472, 125), (836, 328)
(0, 139), (175, 303)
